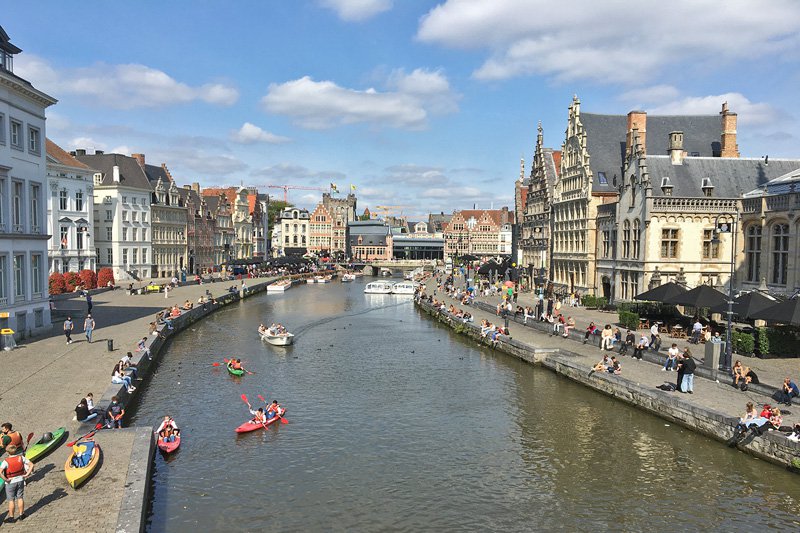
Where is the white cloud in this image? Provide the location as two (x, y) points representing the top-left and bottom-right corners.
(16, 55), (239, 109)
(261, 69), (459, 129)
(68, 137), (107, 152)
(384, 164), (449, 185)
(153, 147), (247, 175)
(417, 0), (800, 83)
(422, 186), (481, 199)
(251, 163), (346, 184)
(648, 92), (780, 127)
(230, 123), (290, 144)
(619, 85), (681, 106)
(319, 0), (392, 21)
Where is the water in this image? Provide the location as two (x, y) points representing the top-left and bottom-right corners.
(131, 279), (800, 531)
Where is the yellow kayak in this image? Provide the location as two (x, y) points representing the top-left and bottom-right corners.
(64, 440), (101, 489)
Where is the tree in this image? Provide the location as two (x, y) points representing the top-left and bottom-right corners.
(97, 267), (115, 288)
(267, 200), (294, 229)
(64, 272), (81, 292)
(79, 269), (98, 289)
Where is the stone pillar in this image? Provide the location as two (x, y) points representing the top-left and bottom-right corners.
(704, 341), (723, 380)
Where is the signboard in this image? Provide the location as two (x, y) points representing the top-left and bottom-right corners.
(0, 312), (8, 318)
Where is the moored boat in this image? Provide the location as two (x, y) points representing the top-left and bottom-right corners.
(64, 440), (101, 489)
(267, 279), (292, 292)
(364, 280), (394, 294)
(157, 434), (181, 454)
(26, 427), (67, 462)
(391, 281), (419, 295)
(380, 267), (393, 277)
(234, 409), (287, 433)
(262, 332), (294, 346)
(341, 273), (357, 282)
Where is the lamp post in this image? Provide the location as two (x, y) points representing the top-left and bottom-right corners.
(711, 211), (739, 372)
(610, 221), (618, 305)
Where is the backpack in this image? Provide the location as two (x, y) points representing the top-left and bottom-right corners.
(658, 382), (676, 392)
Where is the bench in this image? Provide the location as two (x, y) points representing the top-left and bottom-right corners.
(143, 284), (163, 294)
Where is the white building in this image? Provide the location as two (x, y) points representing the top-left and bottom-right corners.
(46, 139), (96, 273)
(75, 151), (153, 281)
(0, 26), (57, 340)
(276, 207), (309, 256)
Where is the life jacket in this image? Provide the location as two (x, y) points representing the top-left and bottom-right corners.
(232, 362), (242, 370)
(3, 455), (25, 478)
(253, 411), (266, 423)
(7, 430), (23, 448)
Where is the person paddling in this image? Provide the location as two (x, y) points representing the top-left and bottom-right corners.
(247, 402), (267, 425)
(228, 358), (246, 373)
(155, 416), (180, 443)
(266, 400), (284, 420)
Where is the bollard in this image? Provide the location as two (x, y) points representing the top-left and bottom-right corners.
(107, 339), (114, 352)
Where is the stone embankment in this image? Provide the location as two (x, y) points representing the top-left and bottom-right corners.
(415, 298), (800, 473)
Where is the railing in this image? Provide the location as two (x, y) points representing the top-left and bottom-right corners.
(741, 197), (760, 214)
(651, 197), (739, 213)
(766, 195), (791, 211)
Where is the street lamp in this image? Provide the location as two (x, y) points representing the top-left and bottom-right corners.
(610, 221), (618, 305)
(711, 211), (739, 372)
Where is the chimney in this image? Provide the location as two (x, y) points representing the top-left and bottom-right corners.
(112, 165), (120, 182)
(95, 150), (104, 155)
(626, 110), (647, 156)
(720, 102), (740, 158)
(75, 149), (86, 156)
(192, 182), (200, 193)
(668, 131), (685, 165)
(132, 153), (146, 168)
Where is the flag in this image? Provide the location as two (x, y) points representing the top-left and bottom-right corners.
(330, 182), (338, 192)
(350, 184), (356, 192)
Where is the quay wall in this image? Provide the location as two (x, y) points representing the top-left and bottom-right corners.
(415, 299), (800, 473)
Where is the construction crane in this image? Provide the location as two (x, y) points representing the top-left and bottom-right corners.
(267, 184), (331, 203)
(373, 205), (412, 217)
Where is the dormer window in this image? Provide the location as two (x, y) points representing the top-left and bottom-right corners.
(701, 177), (714, 197)
(661, 177), (673, 196)
(94, 173), (103, 186)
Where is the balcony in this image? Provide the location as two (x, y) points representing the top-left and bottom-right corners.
(651, 197), (740, 213)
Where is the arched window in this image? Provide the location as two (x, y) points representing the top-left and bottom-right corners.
(772, 224), (789, 285)
(622, 220), (631, 258)
(632, 219), (641, 259)
(745, 225), (762, 282)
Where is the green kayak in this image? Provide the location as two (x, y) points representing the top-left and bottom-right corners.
(227, 365), (245, 376)
(26, 427), (67, 463)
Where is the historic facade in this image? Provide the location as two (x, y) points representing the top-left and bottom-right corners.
(0, 26), (56, 338)
(322, 192), (356, 254)
(178, 184), (215, 274)
(203, 192), (233, 265)
(347, 219), (392, 261)
(276, 207), (309, 256)
(46, 139), (96, 274)
(308, 202), (333, 254)
(443, 208), (513, 258)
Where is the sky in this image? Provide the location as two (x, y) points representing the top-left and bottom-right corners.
(6, 0), (800, 218)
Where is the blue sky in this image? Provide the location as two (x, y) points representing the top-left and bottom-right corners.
(6, 1), (800, 217)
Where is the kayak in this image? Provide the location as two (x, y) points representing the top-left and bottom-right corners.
(157, 434), (181, 454)
(64, 440), (101, 489)
(227, 365), (245, 376)
(234, 409), (286, 433)
(26, 427), (67, 462)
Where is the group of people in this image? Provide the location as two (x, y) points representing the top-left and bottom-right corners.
(62, 314), (96, 344)
(156, 416), (180, 443)
(1, 422), (33, 523)
(111, 352), (139, 393)
(247, 400), (285, 425)
(259, 323), (289, 336)
(733, 402), (797, 442)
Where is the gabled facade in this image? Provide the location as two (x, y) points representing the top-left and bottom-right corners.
(178, 183), (215, 274)
(347, 219), (392, 261)
(322, 192), (356, 254)
(275, 207), (309, 256)
(443, 208), (513, 258)
(46, 139), (96, 274)
(308, 202), (333, 254)
(202, 192), (234, 266)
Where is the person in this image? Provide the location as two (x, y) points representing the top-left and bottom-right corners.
(155, 416), (180, 442)
(75, 398), (97, 422)
(709, 331), (722, 344)
(83, 314), (95, 343)
(266, 400), (283, 419)
(229, 358), (244, 371)
(563, 316), (575, 338)
(632, 334), (649, 360)
(137, 337), (152, 360)
(779, 377), (799, 406)
(248, 404), (267, 425)
(0, 423), (24, 454)
(583, 322), (598, 344)
(680, 350), (697, 393)
(112, 362), (136, 393)
(84, 393), (104, 422)
(86, 292), (93, 314)
(600, 325), (614, 351)
(120, 352), (139, 379)
(675, 350), (687, 391)
(664, 344), (679, 371)
(691, 319), (703, 344)
(607, 356), (621, 375)
(732, 360), (746, 387)
(1, 444), (34, 522)
(552, 314), (564, 336)
(620, 330), (635, 355)
(732, 402), (759, 442)
(752, 407), (783, 435)
(106, 396), (126, 429)
(64, 315), (74, 344)
(593, 354), (612, 372)
(650, 322), (659, 346)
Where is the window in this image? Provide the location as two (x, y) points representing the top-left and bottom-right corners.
(132, 212), (137, 222)
(10, 119), (22, 149)
(27, 126), (40, 154)
(30, 184), (40, 232)
(0, 256), (6, 304)
(122, 211), (128, 222)
(598, 172), (608, 185)
(284, 236), (289, 244)
(132, 197), (137, 205)
(632, 219), (641, 259)
(76, 190), (84, 211)
(142, 212), (147, 223)
(59, 189), (68, 210)
(661, 228), (679, 258)
(77, 229), (84, 250)
(107, 248), (113, 264)
(0, 177), (4, 229)
(122, 228), (127, 240)
(602, 230), (610, 258)
(122, 196), (128, 204)
(746, 226), (762, 282)
(142, 248), (147, 264)
(12, 181), (23, 230)
(702, 229), (720, 259)
(132, 228), (138, 241)
(0, 114), (5, 144)
(629, 176), (636, 207)
(13, 254), (24, 299)
(105, 210), (113, 221)
(132, 249), (138, 264)
(622, 220), (631, 258)
(122, 248), (128, 265)
(106, 226), (112, 240)
(60, 227), (68, 248)
(772, 224), (789, 285)
(31, 254), (42, 296)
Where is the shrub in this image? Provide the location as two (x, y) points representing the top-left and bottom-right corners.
(731, 330), (755, 356)
(78, 269), (97, 290)
(618, 310), (640, 331)
(764, 327), (800, 357)
(97, 267), (115, 288)
(755, 327), (770, 356)
(48, 272), (66, 295)
(63, 272), (81, 292)
(583, 295), (598, 308)
(596, 297), (608, 310)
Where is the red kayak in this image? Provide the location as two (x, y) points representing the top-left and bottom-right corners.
(234, 409), (286, 433)
(157, 435), (181, 453)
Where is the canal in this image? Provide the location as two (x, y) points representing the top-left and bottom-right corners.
(131, 279), (800, 531)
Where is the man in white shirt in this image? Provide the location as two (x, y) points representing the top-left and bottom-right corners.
(691, 320), (703, 344)
(650, 323), (659, 347)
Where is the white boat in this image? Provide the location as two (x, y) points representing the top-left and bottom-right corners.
(391, 281), (419, 295)
(261, 332), (294, 346)
(315, 275), (332, 283)
(380, 267), (393, 277)
(267, 279), (292, 292)
(306, 278), (317, 284)
(364, 281), (395, 294)
(341, 273), (357, 282)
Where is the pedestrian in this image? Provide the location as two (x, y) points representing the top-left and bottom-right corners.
(86, 292), (93, 314)
(680, 349), (696, 393)
(650, 322), (659, 347)
(164, 285), (169, 299)
(64, 316), (74, 344)
(513, 286), (518, 303)
(0, 444), (34, 522)
(106, 396), (126, 429)
(83, 314), (95, 343)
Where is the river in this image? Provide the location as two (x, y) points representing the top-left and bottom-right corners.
(130, 278), (800, 531)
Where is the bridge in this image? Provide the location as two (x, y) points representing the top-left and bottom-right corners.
(335, 260), (438, 276)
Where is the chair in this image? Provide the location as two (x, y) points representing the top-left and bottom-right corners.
(659, 323), (669, 334)
(640, 319), (650, 330)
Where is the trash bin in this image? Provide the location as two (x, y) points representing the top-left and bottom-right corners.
(1, 328), (17, 351)
(107, 339), (114, 351)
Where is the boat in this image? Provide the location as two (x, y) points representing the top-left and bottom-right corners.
(364, 280), (395, 294)
(315, 275), (332, 283)
(262, 331), (294, 346)
(227, 364), (245, 376)
(26, 427), (67, 462)
(391, 281), (419, 295)
(267, 279), (292, 292)
(64, 440), (101, 489)
(157, 434), (181, 454)
(380, 267), (393, 277)
(306, 277), (317, 284)
(341, 273), (357, 282)
(234, 409), (287, 433)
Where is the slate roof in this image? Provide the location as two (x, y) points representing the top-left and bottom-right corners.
(46, 138), (91, 169)
(144, 163), (171, 185)
(428, 213), (452, 232)
(74, 152), (152, 190)
(743, 165), (800, 197)
(580, 113), (721, 193)
(646, 156), (800, 198)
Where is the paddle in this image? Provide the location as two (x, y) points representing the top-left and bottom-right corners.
(65, 423), (103, 448)
(241, 394), (268, 429)
(258, 394), (288, 424)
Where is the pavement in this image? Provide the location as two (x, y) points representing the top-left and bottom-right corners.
(425, 275), (799, 430)
(0, 276), (254, 530)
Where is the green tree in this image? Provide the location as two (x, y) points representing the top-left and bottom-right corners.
(267, 200), (294, 229)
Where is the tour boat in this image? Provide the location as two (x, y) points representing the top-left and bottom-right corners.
(26, 426), (67, 462)
(267, 279), (292, 292)
(391, 282), (419, 295)
(157, 434), (181, 454)
(380, 267), (393, 277)
(262, 331), (294, 346)
(364, 281), (395, 294)
(235, 409), (287, 433)
(64, 440), (101, 489)
(341, 273), (357, 282)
